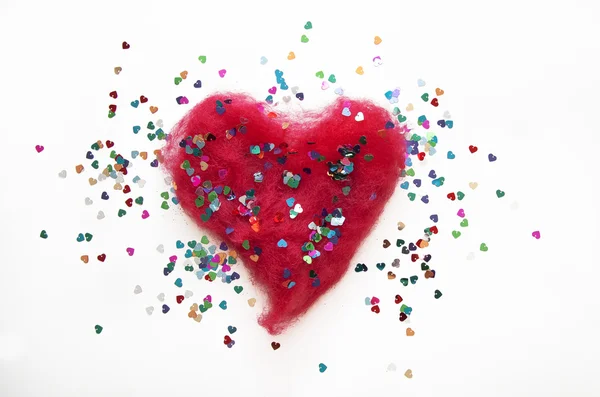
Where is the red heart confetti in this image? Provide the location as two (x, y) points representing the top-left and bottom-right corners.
(162, 93), (406, 334)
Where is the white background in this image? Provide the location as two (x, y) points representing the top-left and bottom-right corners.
(1, 0), (599, 396)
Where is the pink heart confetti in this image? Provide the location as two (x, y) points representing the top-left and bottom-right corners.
(532, 231), (541, 239)
(169, 255), (177, 262)
(126, 247), (135, 256)
(35, 145), (44, 153)
(204, 295), (212, 303)
(323, 242), (334, 251)
(457, 209), (465, 218)
(370, 296), (380, 305)
(218, 69), (226, 78)
(222, 264), (231, 272)
(268, 86), (277, 94)
(141, 210), (149, 219)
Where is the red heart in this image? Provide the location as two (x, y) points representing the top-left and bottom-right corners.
(123, 185), (131, 194)
(223, 335), (232, 345)
(399, 312), (408, 322)
(140, 95), (148, 103)
(430, 225), (438, 234)
(106, 140), (114, 148)
(162, 93), (406, 334)
(371, 305), (380, 314)
(108, 104), (117, 113)
(411, 254), (419, 262)
(469, 145), (478, 153)
(97, 254), (106, 262)
(431, 98), (439, 107)
(122, 41), (130, 49)
(447, 192), (456, 201)
(176, 295), (184, 304)
(395, 294), (403, 304)
(109, 91), (118, 99)
(125, 198), (133, 207)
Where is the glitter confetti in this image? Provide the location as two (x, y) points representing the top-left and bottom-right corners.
(34, 24), (545, 384)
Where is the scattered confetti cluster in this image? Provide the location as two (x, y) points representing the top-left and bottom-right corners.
(33, 20), (542, 378)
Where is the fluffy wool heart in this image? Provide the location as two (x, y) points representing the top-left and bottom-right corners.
(161, 93), (406, 334)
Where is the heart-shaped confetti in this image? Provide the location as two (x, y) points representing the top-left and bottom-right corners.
(162, 93), (406, 334)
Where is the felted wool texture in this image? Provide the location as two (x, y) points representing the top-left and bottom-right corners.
(161, 93), (406, 334)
